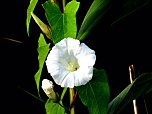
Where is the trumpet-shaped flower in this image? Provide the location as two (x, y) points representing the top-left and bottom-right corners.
(45, 38), (96, 88)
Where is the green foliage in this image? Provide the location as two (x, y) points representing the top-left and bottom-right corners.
(43, 0), (80, 44)
(77, 0), (151, 40)
(77, 68), (110, 114)
(77, 0), (111, 41)
(34, 34), (50, 97)
(26, 0), (38, 35)
(45, 99), (65, 114)
(25, 0), (152, 114)
(64, 1), (80, 38)
(108, 72), (152, 114)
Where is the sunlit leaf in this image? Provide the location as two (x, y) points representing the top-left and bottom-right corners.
(34, 34), (50, 97)
(26, 0), (38, 36)
(43, 0), (80, 44)
(64, 1), (80, 38)
(108, 72), (152, 114)
(45, 99), (65, 114)
(77, 68), (110, 114)
(77, 0), (111, 40)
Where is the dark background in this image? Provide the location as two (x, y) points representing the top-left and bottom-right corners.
(0, 0), (152, 114)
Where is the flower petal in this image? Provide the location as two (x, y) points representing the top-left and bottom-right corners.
(76, 43), (96, 66)
(45, 38), (96, 88)
(74, 66), (93, 86)
(46, 62), (70, 85)
(66, 38), (80, 55)
(61, 72), (75, 88)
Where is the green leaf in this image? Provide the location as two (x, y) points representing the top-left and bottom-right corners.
(64, 1), (80, 38)
(45, 99), (65, 114)
(42, 1), (63, 44)
(26, 0), (38, 36)
(77, 68), (110, 114)
(34, 34), (50, 97)
(108, 72), (152, 114)
(42, 0), (80, 44)
(38, 33), (47, 47)
(77, 0), (111, 40)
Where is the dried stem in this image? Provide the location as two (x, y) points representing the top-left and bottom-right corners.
(129, 64), (138, 114)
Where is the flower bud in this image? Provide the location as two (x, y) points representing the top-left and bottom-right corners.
(31, 12), (52, 39)
(41, 79), (57, 100)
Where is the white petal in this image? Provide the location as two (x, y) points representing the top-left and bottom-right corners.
(46, 62), (70, 85)
(61, 72), (75, 88)
(66, 38), (80, 55)
(46, 44), (69, 66)
(45, 38), (96, 88)
(76, 43), (96, 66)
(52, 70), (70, 85)
(74, 66), (93, 86)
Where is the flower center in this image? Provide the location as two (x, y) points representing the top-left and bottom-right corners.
(66, 62), (79, 72)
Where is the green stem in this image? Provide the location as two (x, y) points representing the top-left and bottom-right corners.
(69, 88), (75, 114)
(60, 88), (67, 105)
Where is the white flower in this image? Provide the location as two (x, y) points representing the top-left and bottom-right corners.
(41, 79), (57, 100)
(45, 38), (96, 88)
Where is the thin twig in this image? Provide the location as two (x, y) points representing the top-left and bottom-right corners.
(143, 97), (149, 114)
(129, 64), (138, 114)
(1, 37), (23, 43)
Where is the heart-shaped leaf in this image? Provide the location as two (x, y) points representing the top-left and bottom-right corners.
(43, 0), (80, 44)
(77, 68), (110, 114)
